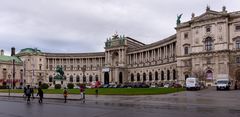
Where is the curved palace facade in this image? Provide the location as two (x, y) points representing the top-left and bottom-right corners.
(1, 7), (240, 87)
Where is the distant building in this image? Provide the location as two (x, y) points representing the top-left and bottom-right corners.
(1, 7), (240, 87)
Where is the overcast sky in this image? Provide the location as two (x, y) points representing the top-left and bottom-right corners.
(0, 0), (240, 55)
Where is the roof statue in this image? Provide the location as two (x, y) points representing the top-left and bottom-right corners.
(206, 5), (210, 11)
(177, 14), (183, 25)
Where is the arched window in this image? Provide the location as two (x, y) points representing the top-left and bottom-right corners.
(155, 71), (158, 81)
(76, 75), (80, 82)
(49, 75), (53, 82)
(131, 73), (134, 82)
(89, 75), (93, 82)
(143, 73), (146, 82)
(95, 75), (99, 81)
(149, 72), (152, 81)
(64, 75), (67, 80)
(173, 69), (176, 80)
(206, 70), (213, 80)
(167, 70), (170, 80)
(70, 75), (73, 82)
(137, 73), (140, 81)
(205, 37), (213, 51)
(161, 71), (164, 81)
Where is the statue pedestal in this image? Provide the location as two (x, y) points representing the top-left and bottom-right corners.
(54, 80), (67, 88)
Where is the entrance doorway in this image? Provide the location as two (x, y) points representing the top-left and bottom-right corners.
(104, 72), (109, 84)
(119, 72), (123, 84)
(185, 74), (189, 80)
(38, 81), (42, 86)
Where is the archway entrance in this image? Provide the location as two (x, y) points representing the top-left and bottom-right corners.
(38, 81), (42, 86)
(236, 69), (240, 81)
(104, 72), (109, 84)
(119, 72), (123, 84)
(185, 75), (189, 80)
(206, 70), (213, 80)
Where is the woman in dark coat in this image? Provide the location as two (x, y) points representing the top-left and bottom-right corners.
(37, 87), (44, 103)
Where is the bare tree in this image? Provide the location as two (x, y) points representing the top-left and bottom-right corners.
(191, 68), (206, 82)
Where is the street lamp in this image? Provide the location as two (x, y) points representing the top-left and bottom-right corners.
(8, 73), (11, 97)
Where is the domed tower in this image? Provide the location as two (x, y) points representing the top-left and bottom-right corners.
(16, 48), (46, 87)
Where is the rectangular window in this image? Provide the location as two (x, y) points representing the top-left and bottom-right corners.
(236, 57), (240, 63)
(206, 25), (211, 32)
(236, 40), (240, 49)
(184, 47), (189, 55)
(236, 25), (240, 31)
(184, 33), (188, 39)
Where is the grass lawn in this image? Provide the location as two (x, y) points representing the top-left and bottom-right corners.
(0, 88), (185, 95)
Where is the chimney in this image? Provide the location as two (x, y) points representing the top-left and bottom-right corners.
(0, 49), (4, 56)
(11, 47), (15, 56)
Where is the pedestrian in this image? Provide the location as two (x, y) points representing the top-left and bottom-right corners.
(36, 87), (44, 103)
(26, 85), (31, 103)
(30, 87), (35, 99)
(95, 87), (98, 97)
(23, 87), (27, 99)
(235, 81), (238, 90)
(63, 88), (68, 103)
(80, 85), (84, 99)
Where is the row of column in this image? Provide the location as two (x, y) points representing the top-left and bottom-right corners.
(128, 43), (175, 64)
(47, 57), (105, 70)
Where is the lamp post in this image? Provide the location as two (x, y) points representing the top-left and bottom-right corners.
(8, 73), (11, 97)
(81, 65), (86, 100)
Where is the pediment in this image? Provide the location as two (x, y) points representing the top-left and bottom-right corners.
(193, 11), (225, 22)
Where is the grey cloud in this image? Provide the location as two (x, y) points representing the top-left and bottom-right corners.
(0, 0), (240, 55)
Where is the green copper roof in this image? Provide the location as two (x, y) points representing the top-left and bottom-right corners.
(18, 48), (42, 54)
(0, 55), (22, 63)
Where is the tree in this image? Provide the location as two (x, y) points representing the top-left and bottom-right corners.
(192, 68), (206, 82)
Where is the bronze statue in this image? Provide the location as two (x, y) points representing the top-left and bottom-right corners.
(56, 65), (64, 76)
(177, 14), (183, 25)
(54, 65), (64, 80)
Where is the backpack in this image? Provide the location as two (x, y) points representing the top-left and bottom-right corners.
(63, 90), (68, 96)
(26, 89), (31, 95)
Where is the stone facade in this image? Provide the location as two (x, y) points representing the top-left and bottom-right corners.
(1, 7), (240, 87)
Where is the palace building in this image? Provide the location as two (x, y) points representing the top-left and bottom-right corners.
(1, 6), (240, 87)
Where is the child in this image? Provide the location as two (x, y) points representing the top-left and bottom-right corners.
(63, 88), (68, 103)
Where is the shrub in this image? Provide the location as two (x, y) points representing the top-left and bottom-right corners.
(67, 83), (74, 89)
(54, 84), (61, 89)
(0, 85), (7, 89)
(40, 83), (49, 89)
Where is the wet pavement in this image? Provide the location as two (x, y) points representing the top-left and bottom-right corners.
(0, 87), (240, 117)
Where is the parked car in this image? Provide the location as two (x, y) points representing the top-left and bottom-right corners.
(73, 86), (80, 89)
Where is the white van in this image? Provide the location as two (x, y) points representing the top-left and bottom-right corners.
(216, 74), (231, 90)
(186, 77), (201, 90)
(216, 79), (231, 90)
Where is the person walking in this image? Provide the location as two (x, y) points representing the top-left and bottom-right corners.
(23, 87), (27, 99)
(36, 87), (44, 103)
(30, 87), (35, 99)
(235, 80), (238, 90)
(63, 88), (68, 103)
(26, 85), (31, 103)
(80, 85), (84, 100)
